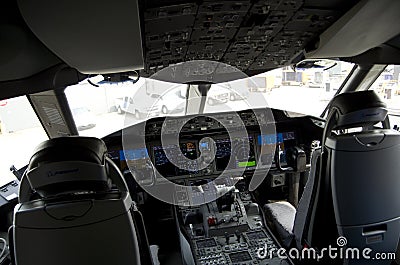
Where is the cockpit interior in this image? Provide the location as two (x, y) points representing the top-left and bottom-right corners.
(1, 0), (400, 265)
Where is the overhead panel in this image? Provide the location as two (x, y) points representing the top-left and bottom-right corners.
(144, 3), (197, 69)
(141, 0), (358, 77)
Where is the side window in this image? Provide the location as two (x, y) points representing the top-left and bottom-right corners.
(370, 65), (400, 127)
(0, 96), (48, 185)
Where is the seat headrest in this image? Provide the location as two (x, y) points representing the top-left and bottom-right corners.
(328, 91), (388, 130)
(26, 136), (110, 197)
(30, 136), (107, 166)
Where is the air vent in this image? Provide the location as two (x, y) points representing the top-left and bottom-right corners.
(42, 103), (66, 126)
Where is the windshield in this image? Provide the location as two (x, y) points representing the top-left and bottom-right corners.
(204, 61), (354, 116)
(370, 64), (400, 126)
(65, 78), (188, 138)
(66, 61), (354, 138)
(0, 96), (48, 186)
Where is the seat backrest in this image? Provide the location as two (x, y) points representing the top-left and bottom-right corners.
(294, 91), (400, 264)
(327, 130), (400, 264)
(325, 91), (399, 265)
(11, 136), (151, 265)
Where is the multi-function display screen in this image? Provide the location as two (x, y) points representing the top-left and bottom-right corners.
(215, 136), (256, 171)
(229, 251), (252, 263)
(195, 238), (217, 249)
(246, 230), (267, 240)
(153, 142), (198, 177)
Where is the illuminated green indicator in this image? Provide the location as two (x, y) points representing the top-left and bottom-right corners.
(238, 161), (256, 167)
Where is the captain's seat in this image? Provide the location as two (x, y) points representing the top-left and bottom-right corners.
(264, 91), (400, 264)
(10, 137), (154, 265)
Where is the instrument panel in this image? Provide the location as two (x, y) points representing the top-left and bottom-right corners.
(108, 133), (297, 180)
(105, 108), (324, 183)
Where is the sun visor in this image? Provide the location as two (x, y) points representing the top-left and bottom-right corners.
(306, 0), (400, 59)
(17, 0), (144, 74)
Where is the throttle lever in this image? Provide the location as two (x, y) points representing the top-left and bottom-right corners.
(275, 145), (293, 172)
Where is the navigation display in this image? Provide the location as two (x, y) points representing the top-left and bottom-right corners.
(215, 136), (256, 171)
(153, 142), (199, 177)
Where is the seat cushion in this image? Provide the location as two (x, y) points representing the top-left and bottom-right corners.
(264, 201), (296, 248)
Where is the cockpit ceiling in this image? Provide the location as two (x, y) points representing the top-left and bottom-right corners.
(4, 0), (400, 98)
(140, 0), (360, 77)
